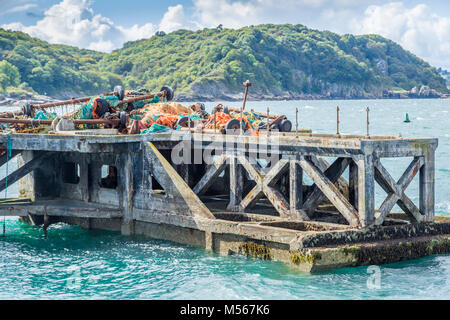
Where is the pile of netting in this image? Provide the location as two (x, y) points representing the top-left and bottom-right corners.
(203, 109), (263, 136)
(130, 102), (291, 136)
(24, 88), (166, 132)
(2, 84), (292, 136)
(129, 102), (208, 134)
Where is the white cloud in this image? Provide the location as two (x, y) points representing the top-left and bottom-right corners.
(159, 5), (187, 33)
(193, 0), (261, 29)
(4, 3), (38, 14)
(1, 0), (156, 52)
(191, 0), (384, 32)
(356, 2), (450, 69)
(0, 0), (30, 12)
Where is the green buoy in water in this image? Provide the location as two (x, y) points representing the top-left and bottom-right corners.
(403, 113), (411, 123)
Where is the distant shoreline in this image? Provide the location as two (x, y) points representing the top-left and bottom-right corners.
(176, 96), (450, 102)
(1, 95), (448, 108)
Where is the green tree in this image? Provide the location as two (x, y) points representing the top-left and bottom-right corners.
(0, 60), (20, 90)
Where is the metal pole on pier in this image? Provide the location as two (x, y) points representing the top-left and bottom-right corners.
(240, 80), (251, 136)
(188, 105), (191, 131)
(240, 107), (243, 136)
(336, 106), (340, 137)
(366, 106), (370, 138)
(242, 80), (251, 111)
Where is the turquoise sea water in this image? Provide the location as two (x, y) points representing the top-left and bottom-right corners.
(0, 98), (449, 299)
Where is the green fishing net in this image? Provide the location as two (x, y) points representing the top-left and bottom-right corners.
(133, 95), (161, 109)
(140, 123), (172, 134)
(73, 95), (120, 120)
(34, 110), (57, 120)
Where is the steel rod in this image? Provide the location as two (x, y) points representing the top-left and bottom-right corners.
(0, 118), (121, 126)
(336, 106), (340, 137)
(241, 80), (251, 111)
(225, 107), (279, 119)
(30, 91), (116, 109)
(366, 106), (370, 138)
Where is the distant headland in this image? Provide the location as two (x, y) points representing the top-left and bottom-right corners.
(0, 24), (448, 104)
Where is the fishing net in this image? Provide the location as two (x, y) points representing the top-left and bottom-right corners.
(133, 95), (161, 109)
(134, 102), (198, 132)
(140, 123), (172, 134)
(34, 110), (57, 120)
(205, 111), (260, 136)
(205, 112), (232, 129)
(69, 95), (120, 120)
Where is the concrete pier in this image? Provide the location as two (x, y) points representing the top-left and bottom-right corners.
(0, 131), (448, 272)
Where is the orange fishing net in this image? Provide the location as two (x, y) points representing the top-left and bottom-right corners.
(235, 115), (259, 136)
(205, 112), (260, 136)
(206, 112), (232, 129)
(139, 102), (189, 117)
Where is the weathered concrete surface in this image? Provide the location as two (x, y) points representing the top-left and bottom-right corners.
(294, 233), (450, 273)
(0, 131), (442, 272)
(55, 214), (450, 273)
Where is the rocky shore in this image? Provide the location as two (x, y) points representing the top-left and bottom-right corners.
(1, 85), (448, 106)
(0, 92), (58, 107)
(177, 85), (450, 101)
(382, 85), (449, 99)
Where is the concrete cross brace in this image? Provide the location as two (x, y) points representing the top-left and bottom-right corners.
(237, 155), (309, 220)
(299, 156), (360, 227)
(374, 156), (425, 224)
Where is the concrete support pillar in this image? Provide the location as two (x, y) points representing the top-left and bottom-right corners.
(289, 160), (303, 213)
(420, 148), (435, 222)
(227, 156), (243, 212)
(88, 162), (101, 203)
(17, 151), (35, 200)
(349, 160), (358, 209)
(177, 163), (191, 185)
(79, 154), (89, 202)
(119, 152), (135, 235)
(141, 150), (152, 197)
(205, 231), (214, 251)
(356, 154), (375, 227)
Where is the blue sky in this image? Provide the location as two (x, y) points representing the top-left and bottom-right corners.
(1, 0), (449, 69)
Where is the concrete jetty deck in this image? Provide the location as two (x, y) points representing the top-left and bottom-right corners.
(0, 130), (448, 272)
